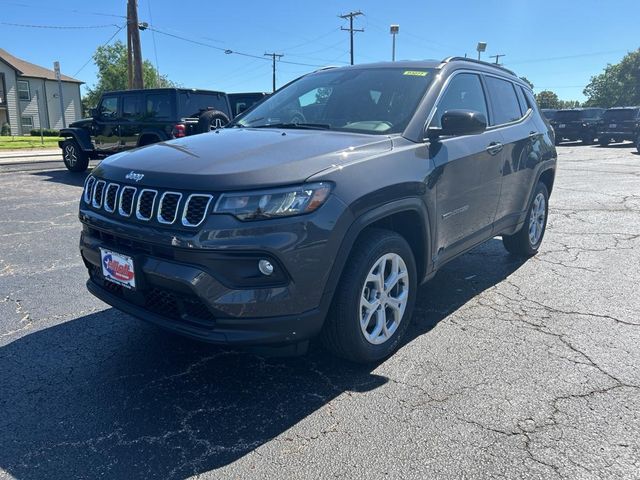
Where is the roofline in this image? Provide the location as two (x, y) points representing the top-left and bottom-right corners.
(101, 87), (227, 95)
(440, 56), (518, 77)
(17, 73), (84, 84)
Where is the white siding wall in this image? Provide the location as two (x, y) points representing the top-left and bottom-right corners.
(44, 79), (82, 130)
(0, 61), (19, 135)
(18, 77), (44, 133)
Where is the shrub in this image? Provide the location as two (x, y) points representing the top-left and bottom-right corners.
(1, 123), (10, 136)
(30, 128), (60, 137)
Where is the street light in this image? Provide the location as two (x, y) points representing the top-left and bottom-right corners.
(390, 24), (399, 61)
(476, 42), (487, 61)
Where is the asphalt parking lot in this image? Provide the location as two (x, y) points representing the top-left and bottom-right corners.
(1, 144), (639, 480)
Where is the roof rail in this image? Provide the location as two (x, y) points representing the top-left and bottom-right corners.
(440, 56), (518, 77)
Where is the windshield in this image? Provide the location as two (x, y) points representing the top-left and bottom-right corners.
(233, 67), (435, 134)
(554, 110), (582, 122)
(602, 109), (638, 121)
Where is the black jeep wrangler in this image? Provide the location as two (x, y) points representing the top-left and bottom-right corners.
(597, 106), (640, 148)
(59, 88), (235, 172)
(551, 107), (605, 145)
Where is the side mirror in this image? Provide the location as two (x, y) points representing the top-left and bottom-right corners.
(89, 108), (98, 118)
(427, 109), (487, 139)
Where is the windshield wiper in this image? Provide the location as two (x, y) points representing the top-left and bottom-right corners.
(251, 122), (332, 130)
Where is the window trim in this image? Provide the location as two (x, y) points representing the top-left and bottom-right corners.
(482, 74), (527, 128)
(17, 80), (31, 101)
(20, 115), (33, 133)
(425, 70), (491, 133)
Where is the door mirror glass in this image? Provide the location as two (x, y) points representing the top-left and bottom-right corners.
(428, 109), (487, 138)
(89, 108), (98, 118)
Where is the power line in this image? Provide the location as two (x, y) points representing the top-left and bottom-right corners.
(72, 25), (126, 78)
(508, 50), (627, 65)
(339, 11), (364, 65)
(4, 1), (125, 18)
(0, 21), (119, 29)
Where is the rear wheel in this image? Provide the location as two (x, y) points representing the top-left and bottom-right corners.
(599, 136), (610, 147)
(321, 229), (417, 363)
(503, 182), (549, 257)
(61, 139), (89, 172)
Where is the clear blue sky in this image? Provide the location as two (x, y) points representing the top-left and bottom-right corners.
(2, 0), (638, 102)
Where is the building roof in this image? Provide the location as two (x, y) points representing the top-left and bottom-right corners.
(0, 48), (83, 84)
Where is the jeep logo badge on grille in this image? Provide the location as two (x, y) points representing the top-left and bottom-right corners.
(125, 171), (145, 182)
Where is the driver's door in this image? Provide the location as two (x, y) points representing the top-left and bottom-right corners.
(94, 95), (120, 153)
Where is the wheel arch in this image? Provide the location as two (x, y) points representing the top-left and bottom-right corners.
(59, 128), (93, 152)
(321, 198), (432, 308)
(137, 131), (165, 147)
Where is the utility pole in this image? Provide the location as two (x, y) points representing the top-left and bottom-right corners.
(53, 61), (66, 129)
(340, 11), (364, 65)
(127, 0), (144, 89)
(264, 52), (283, 93)
(390, 25), (399, 61)
(490, 54), (506, 65)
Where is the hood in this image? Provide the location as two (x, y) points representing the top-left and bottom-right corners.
(69, 117), (93, 128)
(92, 128), (393, 191)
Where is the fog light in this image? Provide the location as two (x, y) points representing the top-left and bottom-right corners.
(258, 259), (274, 276)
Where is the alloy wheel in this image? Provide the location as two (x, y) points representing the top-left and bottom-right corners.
(528, 192), (546, 246)
(64, 145), (77, 167)
(359, 253), (409, 345)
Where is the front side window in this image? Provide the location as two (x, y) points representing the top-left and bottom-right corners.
(235, 67), (435, 134)
(99, 96), (118, 119)
(17, 80), (30, 101)
(485, 76), (522, 125)
(431, 73), (488, 128)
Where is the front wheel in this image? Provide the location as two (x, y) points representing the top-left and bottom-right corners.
(503, 182), (549, 257)
(61, 139), (89, 172)
(321, 229), (417, 363)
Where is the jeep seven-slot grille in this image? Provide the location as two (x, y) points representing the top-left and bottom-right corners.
(104, 184), (119, 213)
(84, 178), (213, 228)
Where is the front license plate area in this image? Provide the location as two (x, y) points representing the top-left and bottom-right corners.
(100, 248), (136, 289)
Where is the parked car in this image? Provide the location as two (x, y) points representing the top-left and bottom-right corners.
(541, 109), (558, 121)
(78, 57), (556, 363)
(59, 88), (239, 172)
(597, 106), (640, 147)
(551, 108), (605, 145)
(227, 92), (268, 117)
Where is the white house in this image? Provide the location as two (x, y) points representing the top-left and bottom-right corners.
(0, 48), (83, 135)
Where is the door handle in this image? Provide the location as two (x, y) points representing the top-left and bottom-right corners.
(486, 142), (503, 155)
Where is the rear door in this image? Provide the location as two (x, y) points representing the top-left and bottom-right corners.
(93, 95), (120, 152)
(486, 76), (541, 227)
(429, 72), (504, 264)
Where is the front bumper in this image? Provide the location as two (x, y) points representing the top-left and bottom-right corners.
(79, 194), (351, 345)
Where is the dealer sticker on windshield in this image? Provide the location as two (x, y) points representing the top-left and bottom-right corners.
(403, 70), (429, 76)
(100, 248), (136, 289)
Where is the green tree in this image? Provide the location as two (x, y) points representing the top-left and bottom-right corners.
(83, 40), (176, 111)
(519, 76), (534, 89)
(535, 90), (560, 109)
(583, 48), (640, 107)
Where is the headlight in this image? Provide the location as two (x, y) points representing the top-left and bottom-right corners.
(213, 182), (332, 221)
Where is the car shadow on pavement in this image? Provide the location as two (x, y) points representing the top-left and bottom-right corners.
(30, 166), (97, 188)
(0, 239), (524, 479)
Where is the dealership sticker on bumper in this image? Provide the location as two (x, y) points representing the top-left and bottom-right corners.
(100, 248), (136, 289)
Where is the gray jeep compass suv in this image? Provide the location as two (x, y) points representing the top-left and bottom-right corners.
(79, 58), (557, 363)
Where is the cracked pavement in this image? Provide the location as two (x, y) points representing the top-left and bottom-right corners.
(0, 144), (639, 479)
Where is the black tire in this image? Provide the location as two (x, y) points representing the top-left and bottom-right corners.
(197, 110), (230, 133)
(321, 228), (417, 363)
(502, 182), (549, 257)
(599, 137), (610, 147)
(554, 137), (562, 146)
(61, 139), (89, 172)
(581, 135), (593, 145)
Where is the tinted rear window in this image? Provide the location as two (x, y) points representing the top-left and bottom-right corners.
(602, 109), (638, 121)
(178, 92), (229, 118)
(145, 93), (173, 120)
(554, 110), (583, 122)
(484, 76), (522, 125)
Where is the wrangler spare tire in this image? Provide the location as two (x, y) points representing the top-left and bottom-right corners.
(198, 110), (230, 133)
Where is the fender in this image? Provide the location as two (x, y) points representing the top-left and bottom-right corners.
(319, 197), (433, 313)
(137, 129), (170, 147)
(59, 128), (94, 152)
(513, 161), (556, 229)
